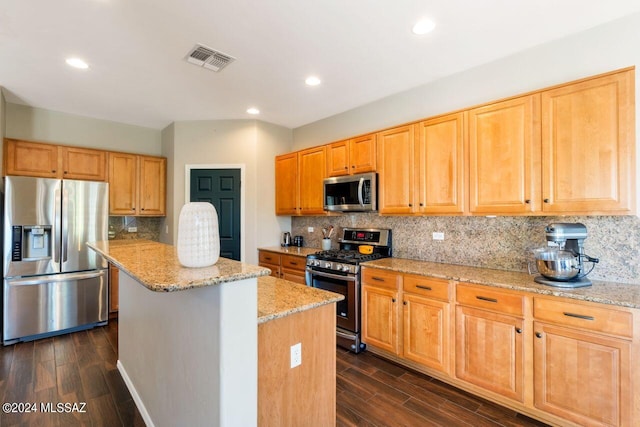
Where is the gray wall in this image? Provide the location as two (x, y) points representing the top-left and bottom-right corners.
(162, 119), (292, 264)
(289, 12), (640, 286)
(4, 103), (161, 155)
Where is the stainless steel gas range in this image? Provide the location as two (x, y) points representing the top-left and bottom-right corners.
(305, 228), (391, 353)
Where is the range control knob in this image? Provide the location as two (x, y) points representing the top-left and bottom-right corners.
(313, 260), (321, 267)
(323, 262), (332, 269)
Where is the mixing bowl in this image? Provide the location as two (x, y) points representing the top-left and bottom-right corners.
(533, 248), (580, 281)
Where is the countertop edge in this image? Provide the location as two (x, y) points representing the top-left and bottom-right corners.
(89, 241), (271, 292)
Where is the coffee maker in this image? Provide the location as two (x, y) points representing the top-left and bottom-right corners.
(532, 223), (599, 288)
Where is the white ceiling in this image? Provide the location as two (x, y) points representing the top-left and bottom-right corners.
(2, 1), (640, 131)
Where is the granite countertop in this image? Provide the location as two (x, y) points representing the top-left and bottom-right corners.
(257, 275), (343, 324)
(258, 246), (319, 257)
(88, 240), (270, 292)
(364, 258), (640, 309)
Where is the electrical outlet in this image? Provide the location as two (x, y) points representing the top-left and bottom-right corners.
(290, 343), (301, 368)
(432, 232), (444, 241)
(127, 227), (138, 233)
(307, 227), (314, 233)
(165, 225), (169, 234)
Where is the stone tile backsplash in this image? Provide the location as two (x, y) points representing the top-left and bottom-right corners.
(109, 216), (163, 241)
(293, 214), (640, 285)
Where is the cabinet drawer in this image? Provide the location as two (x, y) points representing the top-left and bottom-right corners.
(362, 268), (401, 290)
(281, 254), (305, 271)
(534, 297), (633, 338)
(404, 275), (449, 301)
(456, 283), (523, 316)
(259, 251), (281, 265)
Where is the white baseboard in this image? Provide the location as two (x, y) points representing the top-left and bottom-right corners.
(117, 359), (155, 427)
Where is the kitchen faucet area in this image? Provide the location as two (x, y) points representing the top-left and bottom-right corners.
(2, 2), (640, 426)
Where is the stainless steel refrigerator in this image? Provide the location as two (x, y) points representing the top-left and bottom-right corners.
(3, 176), (109, 345)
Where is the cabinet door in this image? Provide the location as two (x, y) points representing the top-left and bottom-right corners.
(541, 69), (634, 214)
(275, 153), (299, 215)
(298, 146), (326, 215)
(403, 293), (449, 373)
(469, 95), (541, 214)
(4, 139), (59, 178)
(455, 305), (524, 402)
(109, 263), (119, 313)
(350, 134), (376, 174)
(108, 152), (138, 215)
(534, 322), (631, 426)
(138, 156), (166, 216)
(415, 113), (466, 214)
(60, 146), (107, 181)
(326, 140), (350, 177)
(362, 284), (400, 354)
(377, 125), (416, 214)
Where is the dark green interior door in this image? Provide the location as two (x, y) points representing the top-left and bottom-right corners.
(190, 169), (241, 261)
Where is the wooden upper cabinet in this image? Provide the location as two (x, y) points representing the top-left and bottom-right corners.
(138, 156), (166, 216)
(108, 152), (166, 216)
(541, 69), (635, 214)
(415, 112), (466, 214)
(377, 125), (416, 214)
(275, 152), (299, 215)
(326, 134), (376, 177)
(298, 146), (326, 215)
(468, 94), (541, 214)
(4, 139), (106, 181)
(326, 140), (350, 177)
(60, 146), (107, 181)
(109, 152), (138, 215)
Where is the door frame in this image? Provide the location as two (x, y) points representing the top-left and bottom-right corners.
(184, 164), (246, 262)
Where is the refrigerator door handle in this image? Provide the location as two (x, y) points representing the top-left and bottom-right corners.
(54, 185), (62, 264)
(6, 270), (107, 286)
(61, 186), (69, 263)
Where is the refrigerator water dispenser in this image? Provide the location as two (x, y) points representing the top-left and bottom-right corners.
(12, 225), (52, 261)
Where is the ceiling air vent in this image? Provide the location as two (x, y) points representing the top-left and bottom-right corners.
(185, 44), (235, 72)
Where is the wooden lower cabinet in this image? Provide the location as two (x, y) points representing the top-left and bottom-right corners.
(109, 263), (119, 315)
(257, 250), (306, 285)
(361, 267), (639, 427)
(533, 322), (631, 426)
(455, 305), (524, 402)
(403, 293), (449, 373)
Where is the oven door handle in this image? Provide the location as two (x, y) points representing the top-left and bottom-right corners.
(305, 267), (357, 282)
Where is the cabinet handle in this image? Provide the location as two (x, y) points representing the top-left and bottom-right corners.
(131, 207), (135, 210)
(543, 198), (550, 203)
(408, 203), (413, 207)
(535, 332), (543, 338)
(416, 285), (432, 291)
(351, 166), (355, 169)
(52, 170), (56, 173)
(419, 203), (424, 207)
(141, 208), (145, 211)
(476, 296), (498, 303)
(289, 261), (298, 266)
(265, 257), (272, 261)
(64, 171), (68, 174)
(392, 298), (396, 303)
(403, 301), (407, 305)
(525, 199), (530, 204)
(563, 312), (595, 321)
(515, 327), (522, 334)
(371, 276), (386, 282)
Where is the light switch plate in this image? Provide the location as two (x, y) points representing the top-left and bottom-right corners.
(432, 232), (444, 241)
(128, 227), (138, 233)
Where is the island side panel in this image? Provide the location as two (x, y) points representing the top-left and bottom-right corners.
(117, 271), (257, 427)
(258, 303), (337, 427)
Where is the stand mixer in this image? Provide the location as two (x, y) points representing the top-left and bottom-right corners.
(532, 223), (599, 288)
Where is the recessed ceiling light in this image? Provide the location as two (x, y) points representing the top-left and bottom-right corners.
(247, 107), (260, 115)
(65, 57), (89, 69)
(412, 18), (436, 35)
(305, 76), (321, 86)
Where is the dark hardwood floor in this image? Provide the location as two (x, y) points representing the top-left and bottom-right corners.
(2, 321), (548, 426)
(336, 348), (549, 427)
(0, 320), (144, 427)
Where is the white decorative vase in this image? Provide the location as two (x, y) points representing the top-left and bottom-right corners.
(177, 202), (220, 267)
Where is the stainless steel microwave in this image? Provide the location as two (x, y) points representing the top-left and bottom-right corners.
(323, 172), (377, 212)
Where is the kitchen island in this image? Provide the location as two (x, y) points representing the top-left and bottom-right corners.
(88, 240), (343, 427)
